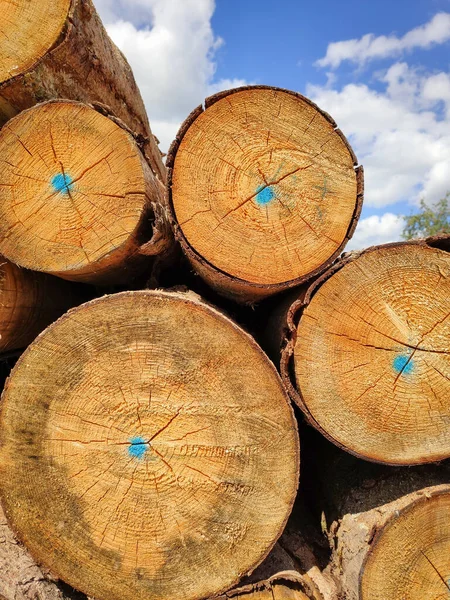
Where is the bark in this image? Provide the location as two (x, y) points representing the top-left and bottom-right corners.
(324, 485), (450, 600)
(213, 571), (324, 600)
(0, 290), (299, 600)
(277, 235), (450, 465)
(0, 0), (165, 182)
(0, 504), (86, 600)
(0, 101), (173, 285)
(166, 85), (363, 304)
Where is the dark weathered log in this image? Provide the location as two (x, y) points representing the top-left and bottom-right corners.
(0, 0), (164, 181)
(278, 236), (450, 465)
(0, 290), (299, 600)
(167, 85), (363, 304)
(0, 257), (84, 352)
(0, 101), (173, 285)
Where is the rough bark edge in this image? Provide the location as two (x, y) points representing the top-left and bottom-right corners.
(0, 289), (300, 600)
(0, 99), (173, 284)
(356, 485), (450, 599)
(0, 503), (88, 600)
(280, 235), (450, 466)
(323, 484), (450, 600)
(212, 571), (323, 600)
(166, 85), (364, 304)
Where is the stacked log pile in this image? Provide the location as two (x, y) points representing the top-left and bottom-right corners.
(0, 3), (449, 600)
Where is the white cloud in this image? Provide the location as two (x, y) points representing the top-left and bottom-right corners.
(317, 12), (450, 69)
(346, 213), (405, 250)
(93, 0), (249, 152)
(308, 62), (450, 208)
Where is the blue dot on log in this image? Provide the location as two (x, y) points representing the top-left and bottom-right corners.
(393, 354), (414, 375)
(256, 185), (275, 206)
(51, 173), (73, 195)
(128, 436), (148, 459)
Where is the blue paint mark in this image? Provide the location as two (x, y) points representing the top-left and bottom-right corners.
(128, 436), (148, 459)
(256, 185), (275, 206)
(393, 354), (414, 375)
(51, 173), (73, 195)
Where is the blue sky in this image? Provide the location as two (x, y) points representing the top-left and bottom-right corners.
(94, 0), (450, 248)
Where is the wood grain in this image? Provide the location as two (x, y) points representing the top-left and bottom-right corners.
(0, 101), (171, 284)
(0, 290), (299, 600)
(168, 86), (363, 303)
(288, 241), (450, 464)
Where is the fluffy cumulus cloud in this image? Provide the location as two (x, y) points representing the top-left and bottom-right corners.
(91, 2), (449, 250)
(308, 62), (450, 210)
(310, 17), (450, 248)
(317, 12), (450, 69)
(346, 213), (405, 251)
(93, 0), (248, 152)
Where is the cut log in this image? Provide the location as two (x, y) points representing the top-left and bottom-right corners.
(280, 237), (450, 464)
(0, 101), (172, 285)
(213, 571), (323, 600)
(0, 290), (299, 600)
(0, 257), (84, 352)
(0, 0), (164, 181)
(326, 485), (450, 600)
(167, 85), (363, 304)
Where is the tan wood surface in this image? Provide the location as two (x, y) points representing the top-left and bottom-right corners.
(169, 86), (362, 302)
(0, 290), (299, 600)
(293, 242), (450, 464)
(0, 101), (170, 284)
(0, 257), (82, 352)
(360, 488), (450, 600)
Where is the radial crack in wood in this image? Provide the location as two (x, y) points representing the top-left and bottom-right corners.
(0, 101), (172, 284)
(282, 239), (450, 465)
(0, 290), (299, 600)
(167, 86), (363, 303)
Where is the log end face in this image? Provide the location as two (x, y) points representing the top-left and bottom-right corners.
(292, 242), (450, 465)
(0, 0), (71, 83)
(169, 86), (362, 300)
(0, 291), (299, 600)
(360, 487), (450, 600)
(0, 101), (159, 284)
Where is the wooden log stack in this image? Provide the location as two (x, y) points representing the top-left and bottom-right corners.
(0, 2), (449, 600)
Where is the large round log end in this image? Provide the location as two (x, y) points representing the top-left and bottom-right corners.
(0, 290), (299, 600)
(168, 86), (362, 303)
(286, 240), (450, 465)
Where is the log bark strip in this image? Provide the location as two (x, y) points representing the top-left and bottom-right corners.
(280, 236), (450, 465)
(167, 85), (363, 304)
(0, 101), (172, 285)
(0, 290), (299, 600)
(0, 0), (165, 182)
(0, 257), (84, 352)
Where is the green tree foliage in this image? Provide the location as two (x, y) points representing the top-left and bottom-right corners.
(402, 193), (450, 240)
